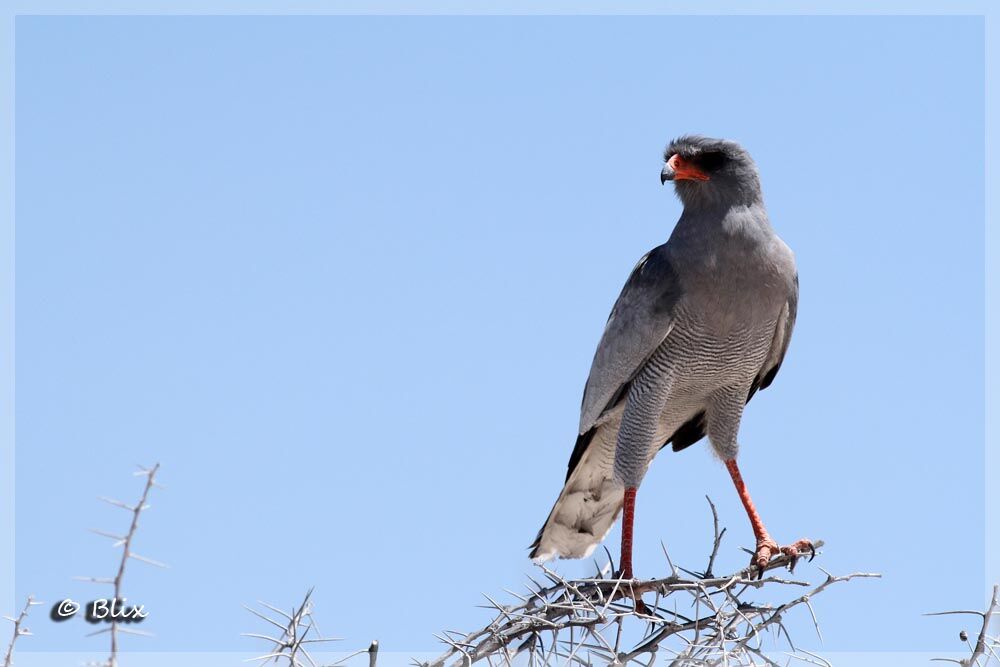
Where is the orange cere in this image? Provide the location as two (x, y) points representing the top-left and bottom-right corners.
(668, 153), (710, 181)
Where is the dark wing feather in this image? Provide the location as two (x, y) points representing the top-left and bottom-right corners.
(563, 430), (595, 482)
(747, 272), (798, 402)
(667, 411), (706, 453)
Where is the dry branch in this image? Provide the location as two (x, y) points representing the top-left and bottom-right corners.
(929, 583), (1000, 666)
(244, 588), (370, 667)
(422, 499), (879, 667)
(2, 596), (43, 667)
(78, 463), (164, 667)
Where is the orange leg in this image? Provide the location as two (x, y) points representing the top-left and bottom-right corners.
(724, 458), (814, 576)
(619, 487), (637, 579)
(617, 486), (650, 614)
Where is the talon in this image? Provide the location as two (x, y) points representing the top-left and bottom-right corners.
(780, 545), (801, 572)
(782, 539), (816, 571)
(751, 537), (814, 575)
(752, 537), (779, 576)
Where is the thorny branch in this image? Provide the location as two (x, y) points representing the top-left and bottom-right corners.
(421, 499), (879, 667)
(78, 463), (164, 667)
(2, 596), (43, 667)
(929, 584), (1000, 666)
(244, 588), (378, 667)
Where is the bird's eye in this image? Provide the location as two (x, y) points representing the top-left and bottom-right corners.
(696, 151), (728, 172)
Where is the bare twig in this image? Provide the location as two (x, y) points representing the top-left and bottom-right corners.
(2, 596), (43, 667)
(244, 589), (382, 667)
(929, 584), (1000, 666)
(80, 463), (164, 667)
(704, 496), (726, 579)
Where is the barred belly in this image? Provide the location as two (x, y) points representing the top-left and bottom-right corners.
(613, 309), (778, 487)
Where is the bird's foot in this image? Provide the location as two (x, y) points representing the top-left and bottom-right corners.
(613, 568), (650, 615)
(631, 594), (650, 616)
(752, 537), (815, 578)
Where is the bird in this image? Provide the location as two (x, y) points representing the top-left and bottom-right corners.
(529, 135), (812, 580)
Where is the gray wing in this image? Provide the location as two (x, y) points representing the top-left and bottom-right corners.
(578, 243), (682, 434)
(748, 272), (798, 401)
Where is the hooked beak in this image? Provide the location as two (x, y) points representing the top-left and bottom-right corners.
(660, 163), (673, 184)
(661, 154), (709, 184)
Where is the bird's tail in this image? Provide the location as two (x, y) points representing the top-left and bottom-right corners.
(529, 423), (624, 562)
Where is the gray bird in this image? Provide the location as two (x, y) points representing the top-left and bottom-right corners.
(529, 135), (811, 579)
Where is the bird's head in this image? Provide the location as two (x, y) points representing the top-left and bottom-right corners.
(661, 135), (762, 209)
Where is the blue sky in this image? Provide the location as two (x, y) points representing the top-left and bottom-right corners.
(12, 14), (985, 656)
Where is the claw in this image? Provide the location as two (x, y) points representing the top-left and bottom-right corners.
(781, 546), (801, 573)
(752, 537), (814, 576)
(753, 537), (778, 577)
(633, 596), (650, 615)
